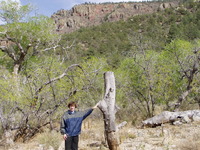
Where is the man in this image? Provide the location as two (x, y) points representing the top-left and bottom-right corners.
(60, 101), (98, 150)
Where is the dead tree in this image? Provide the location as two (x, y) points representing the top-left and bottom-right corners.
(98, 71), (120, 150)
(172, 47), (200, 111)
(142, 110), (200, 127)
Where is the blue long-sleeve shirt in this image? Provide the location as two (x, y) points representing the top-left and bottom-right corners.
(60, 108), (93, 136)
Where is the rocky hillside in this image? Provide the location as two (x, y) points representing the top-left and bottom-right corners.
(51, 1), (180, 33)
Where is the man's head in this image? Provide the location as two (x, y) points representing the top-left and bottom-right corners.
(68, 101), (77, 112)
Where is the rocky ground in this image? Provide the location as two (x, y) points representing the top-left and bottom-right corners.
(1, 119), (200, 150)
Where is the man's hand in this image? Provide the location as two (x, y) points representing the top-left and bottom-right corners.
(92, 102), (99, 109)
(63, 134), (67, 140)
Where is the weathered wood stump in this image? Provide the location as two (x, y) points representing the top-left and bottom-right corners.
(98, 72), (120, 150)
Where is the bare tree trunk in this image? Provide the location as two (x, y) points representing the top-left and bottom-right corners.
(13, 63), (20, 75)
(0, 108), (14, 145)
(173, 90), (190, 111)
(98, 72), (120, 150)
(172, 48), (200, 111)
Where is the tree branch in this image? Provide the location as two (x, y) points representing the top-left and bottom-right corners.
(35, 64), (83, 97)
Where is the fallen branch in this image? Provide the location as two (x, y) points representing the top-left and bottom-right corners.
(116, 121), (127, 131)
(142, 110), (200, 127)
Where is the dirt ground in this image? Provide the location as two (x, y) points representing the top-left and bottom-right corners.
(1, 119), (200, 150)
(79, 120), (200, 150)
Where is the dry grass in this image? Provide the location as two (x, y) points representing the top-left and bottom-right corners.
(80, 118), (107, 149)
(177, 139), (200, 150)
(3, 117), (200, 150)
(174, 123), (200, 150)
(33, 129), (62, 150)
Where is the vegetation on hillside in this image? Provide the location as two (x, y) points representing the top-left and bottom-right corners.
(60, 0), (200, 65)
(0, 0), (200, 145)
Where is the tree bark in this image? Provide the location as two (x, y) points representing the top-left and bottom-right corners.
(13, 63), (20, 75)
(98, 72), (120, 150)
(173, 90), (190, 111)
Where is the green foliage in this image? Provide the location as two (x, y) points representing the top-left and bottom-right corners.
(115, 39), (200, 118)
(1, 0), (200, 140)
(65, 57), (109, 106)
(5, 16), (57, 46)
(0, 0), (59, 75)
(0, 54), (109, 141)
(59, 1), (200, 67)
(0, 69), (17, 102)
(116, 50), (163, 117)
(0, 0), (33, 23)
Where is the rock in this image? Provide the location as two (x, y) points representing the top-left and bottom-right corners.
(159, 2), (172, 10)
(51, 1), (179, 33)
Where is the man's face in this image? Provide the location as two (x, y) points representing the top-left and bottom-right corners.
(69, 105), (75, 112)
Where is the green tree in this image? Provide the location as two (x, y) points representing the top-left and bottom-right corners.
(168, 24), (181, 42)
(0, 0), (59, 75)
(0, 54), (106, 142)
(163, 39), (200, 111)
(116, 31), (162, 118)
(0, 0), (33, 23)
(116, 38), (200, 120)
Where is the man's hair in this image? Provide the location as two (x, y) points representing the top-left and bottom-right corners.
(68, 101), (77, 108)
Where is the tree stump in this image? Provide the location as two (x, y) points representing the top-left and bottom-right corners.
(98, 72), (120, 150)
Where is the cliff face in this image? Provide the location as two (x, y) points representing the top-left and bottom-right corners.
(51, 1), (179, 33)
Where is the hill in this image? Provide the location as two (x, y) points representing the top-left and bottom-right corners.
(0, 1), (200, 149)
(57, 0), (200, 67)
(51, 1), (179, 33)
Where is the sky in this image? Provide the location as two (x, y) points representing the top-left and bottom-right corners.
(20, 0), (144, 17)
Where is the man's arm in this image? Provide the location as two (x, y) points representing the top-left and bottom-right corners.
(82, 102), (99, 120)
(60, 114), (66, 135)
(60, 117), (66, 134)
(60, 114), (68, 140)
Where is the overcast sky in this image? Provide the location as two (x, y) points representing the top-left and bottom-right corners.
(0, 0), (145, 24)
